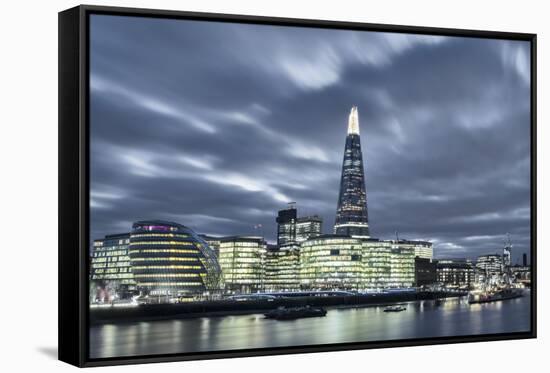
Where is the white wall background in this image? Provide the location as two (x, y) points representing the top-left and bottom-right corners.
(0, 0), (546, 371)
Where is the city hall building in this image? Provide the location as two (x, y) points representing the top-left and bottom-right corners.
(128, 220), (221, 297)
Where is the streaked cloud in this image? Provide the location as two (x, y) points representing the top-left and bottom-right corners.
(89, 15), (531, 262)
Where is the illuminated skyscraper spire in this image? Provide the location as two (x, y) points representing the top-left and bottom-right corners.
(334, 106), (370, 238)
(348, 106), (360, 135)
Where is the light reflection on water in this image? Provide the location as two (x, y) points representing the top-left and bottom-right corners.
(90, 294), (531, 359)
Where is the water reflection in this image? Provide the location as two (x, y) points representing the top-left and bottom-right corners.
(90, 294), (531, 359)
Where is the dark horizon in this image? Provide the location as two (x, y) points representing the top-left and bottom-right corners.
(89, 15), (532, 263)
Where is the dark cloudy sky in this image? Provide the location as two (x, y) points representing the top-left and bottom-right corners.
(89, 15), (531, 262)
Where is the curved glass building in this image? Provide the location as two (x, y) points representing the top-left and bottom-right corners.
(128, 220), (221, 296)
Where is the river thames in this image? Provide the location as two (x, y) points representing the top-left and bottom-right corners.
(90, 292), (531, 359)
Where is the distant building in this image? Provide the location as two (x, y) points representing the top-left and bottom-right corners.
(264, 245), (300, 291)
(276, 204), (297, 246)
(90, 233), (135, 301)
(218, 236), (266, 293)
(523, 253), (528, 266)
(414, 257), (438, 287)
(476, 254), (503, 275)
(503, 246), (511, 268)
(410, 241), (433, 260)
(436, 259), (475, 288)
(334, 107), (370, 238)
(277, 205), (323, 247)
(128, 220), (221, 297)
(300, 235), (364, 290)
(510, 265), (531, 284)
(296, 216), (323, 243)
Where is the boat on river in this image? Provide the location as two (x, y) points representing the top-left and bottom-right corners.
(264, 306), (327, 320)
(383, 305), (407, 312)
(469, 235), (525, 305)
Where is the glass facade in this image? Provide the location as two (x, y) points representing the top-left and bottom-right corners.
(264, 245), (300, 291)
(334, 107), (370, 238)
(388, 242), (416, 288)
(412, 241), (433, 260)
(128, 221), (221, 297)
(475, 254), (503, 284)
(362, 240), (391, 289)
(90, 233), (135, 302)
(300, 235), (364, 290)
(476, 254), (503, 274)
(218, 236), (266, 293)
(199, 235), (221, 259)
(296, 216), (322, 243)
(276, 205), (297, 246)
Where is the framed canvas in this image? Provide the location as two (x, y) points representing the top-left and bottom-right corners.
(58, 4), (537, 367)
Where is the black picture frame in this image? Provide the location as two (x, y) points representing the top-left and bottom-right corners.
(59, 4), (537, 367)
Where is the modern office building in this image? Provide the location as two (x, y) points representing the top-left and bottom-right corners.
(264, 245), (300, 291)
(410, 241), (434, 260)
(476, 254), (503, 274)
(276, 204), (297, 247)
(522, 253), (528, 266)
(414, 257), (438, 287)
(296, 215), (323, 243)
(90, 233), (135, 301)
(300, 235), (364, 290)
(436, 258), (475, 288)
(334, 107), (370, 238)
(218, 236), (266, 293)
(128, 220), (221, 297)
(510, 265), (531, 285)
(361, 239), (391, 289)
(475, 254), (504, 284)
(276, 204), (323, 246)
(388, 242), (416, 288)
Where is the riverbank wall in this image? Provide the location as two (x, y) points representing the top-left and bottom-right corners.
(90, 291), (466, 324)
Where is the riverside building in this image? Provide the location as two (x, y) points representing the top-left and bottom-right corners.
(436, 258), (475, 289)
(264, 245), (300, 291)
(300, 235), (364, 290)
(388, 242), (416, 288)
(90, 233), (135, 301)
(414, 257), (438, 287)
(361, 239), (391, 289)
(128, 220), (221, 298)
(218, 236), (266, 293)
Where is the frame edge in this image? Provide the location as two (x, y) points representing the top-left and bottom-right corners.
(58, 5), (86, 367)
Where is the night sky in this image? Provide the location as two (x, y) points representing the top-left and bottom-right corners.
(89, 15), (532, 262)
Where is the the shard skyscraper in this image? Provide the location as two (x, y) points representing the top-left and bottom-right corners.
(334, 106), (370, 238)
